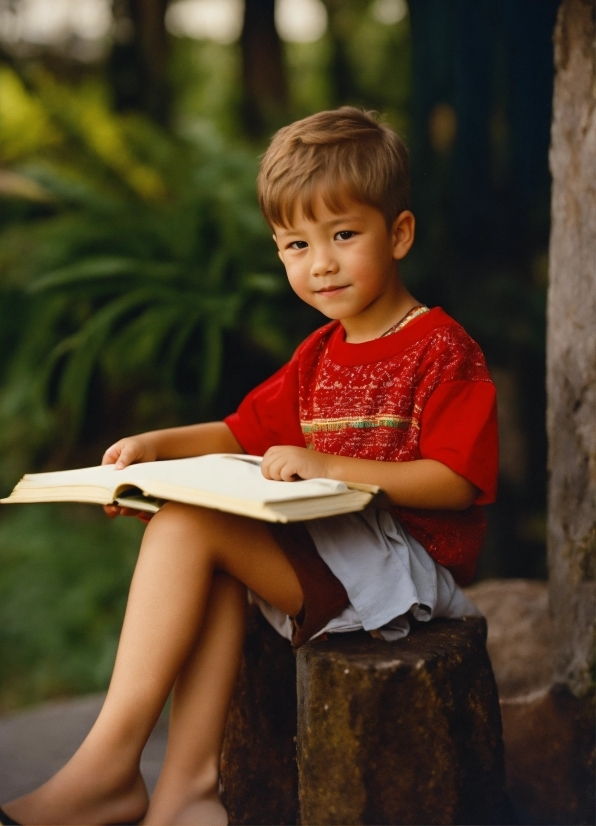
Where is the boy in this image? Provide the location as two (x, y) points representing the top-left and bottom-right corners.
(0, 108), (497, 826)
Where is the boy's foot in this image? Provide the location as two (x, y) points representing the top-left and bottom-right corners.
(1, 769), (148, 826)
(143, 793), (228, 826)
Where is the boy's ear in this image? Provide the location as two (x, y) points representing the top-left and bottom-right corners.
(272, 234), (284, 262)
(391, 211), (415, 260)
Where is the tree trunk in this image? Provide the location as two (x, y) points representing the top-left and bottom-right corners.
(240, 0), (288, 138)
(547, 0), (596, 697)
(320, 0), (359, 107)
(109, 0), (171, 125)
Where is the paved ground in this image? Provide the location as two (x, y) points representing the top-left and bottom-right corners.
(0, 694), (167, 803)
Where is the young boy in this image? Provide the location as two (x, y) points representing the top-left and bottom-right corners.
(0, 108), (497, 826)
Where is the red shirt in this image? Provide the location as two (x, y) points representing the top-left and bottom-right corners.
(225, 308), (498, 585)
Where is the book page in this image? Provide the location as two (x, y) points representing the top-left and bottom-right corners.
(17, 455), (349, 505)
(121, 455), (349, 504)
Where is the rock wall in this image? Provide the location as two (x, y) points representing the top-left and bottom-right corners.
(547, 0), (596, 696)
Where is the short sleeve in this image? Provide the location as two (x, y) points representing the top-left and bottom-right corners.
(419, 380), (498, 504)
(224, 357), (305, 455)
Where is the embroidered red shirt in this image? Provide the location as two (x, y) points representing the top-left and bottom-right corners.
(225, 308), (498, 585)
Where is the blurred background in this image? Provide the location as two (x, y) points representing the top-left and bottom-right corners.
(0, 0), (559, 710)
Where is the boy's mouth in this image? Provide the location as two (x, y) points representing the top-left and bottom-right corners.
(316, 285), (348, 295)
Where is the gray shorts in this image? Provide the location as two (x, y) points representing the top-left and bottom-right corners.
(253, 509), (480, 644)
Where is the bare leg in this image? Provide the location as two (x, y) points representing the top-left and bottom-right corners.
(144, 571), (246, 826)
(3, 504), (302, 825)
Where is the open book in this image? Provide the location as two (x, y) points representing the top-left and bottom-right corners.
(0, 454), (379, 523)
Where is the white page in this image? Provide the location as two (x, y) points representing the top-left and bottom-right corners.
(20, 454), (348, 504)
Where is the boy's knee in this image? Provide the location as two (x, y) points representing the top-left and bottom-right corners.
(151, 501), (248, 538)
(147, 503), (264, 568)
(150, 500), (216, 529)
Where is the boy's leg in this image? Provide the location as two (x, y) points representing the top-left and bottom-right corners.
(3, 503), (302, 826)
(144, 571), (246, 826)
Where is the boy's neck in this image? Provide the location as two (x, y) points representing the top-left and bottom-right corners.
(341, 281), (420, 344)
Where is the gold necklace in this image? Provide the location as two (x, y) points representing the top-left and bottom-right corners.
(378, 305), (429, 338)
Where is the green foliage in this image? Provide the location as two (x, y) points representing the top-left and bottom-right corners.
(0, 69), (292, 487)
(170, 40), (243, 139)
(0, 504), (144, 711)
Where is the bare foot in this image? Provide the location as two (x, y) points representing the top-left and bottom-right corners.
(144, 793), (227, 826)
(2, 769), (148, 825)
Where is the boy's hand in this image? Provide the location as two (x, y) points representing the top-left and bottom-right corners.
(261, 446), (333, 482)
(102, 436), (157, 470)
(102, 436), (157, 521)
(263, 447), (479, 510)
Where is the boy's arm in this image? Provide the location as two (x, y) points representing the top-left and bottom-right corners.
(103, 422), (244, 469)
(261, 446), (477, 510)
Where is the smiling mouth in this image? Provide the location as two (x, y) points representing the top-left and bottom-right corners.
(316, 285), (348, 294)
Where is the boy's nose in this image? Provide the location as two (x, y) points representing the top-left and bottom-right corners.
(310, 248), (339, 277)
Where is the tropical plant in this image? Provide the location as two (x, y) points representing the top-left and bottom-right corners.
(0, 503), (144, 711)
(0, 69), (302, 487)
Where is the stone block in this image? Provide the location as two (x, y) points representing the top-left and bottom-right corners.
(465, 578), (595, 824)
(221, 606), (298, 825)
(296, 617), (505, 825)
(464, 579), (552, 698)
(500, 684), (595, 826)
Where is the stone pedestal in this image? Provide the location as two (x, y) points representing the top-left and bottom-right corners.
(296, 617), (505, 826)
(222, 609), (505, 825)
(220, 607), (298, 826)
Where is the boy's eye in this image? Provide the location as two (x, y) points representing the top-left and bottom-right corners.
(335, 230), (355, 241)
(289, 240), (308, 250)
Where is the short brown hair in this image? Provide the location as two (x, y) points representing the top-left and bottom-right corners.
(257, 107), (410, 228)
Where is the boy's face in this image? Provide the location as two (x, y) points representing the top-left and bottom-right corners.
(273, 194), (414, 340)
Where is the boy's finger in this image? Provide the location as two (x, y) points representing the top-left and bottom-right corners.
(261, 446), (288, 477)
(103, 504), (141, 518)
(102, 445), (121, 465)
(280, 464), (299, 482)
(118, 506), (143, 517)
(114, 445), (138, 470)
